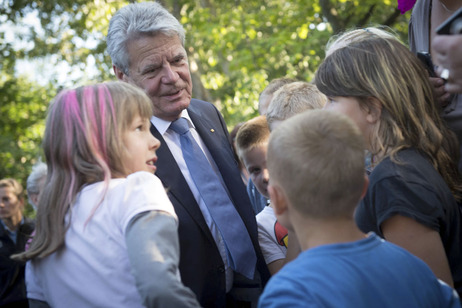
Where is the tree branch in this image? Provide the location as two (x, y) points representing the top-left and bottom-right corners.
(383, 8), (402, 26)
(319, 0), (341, 33)
(357, 4), (376, 27)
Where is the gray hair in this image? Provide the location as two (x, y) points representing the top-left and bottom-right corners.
(26, 161), (47, 202)
(107, 1), (185, 76)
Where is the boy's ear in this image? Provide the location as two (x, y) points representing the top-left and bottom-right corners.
(268, 184), (288, 216)
(365, 97), (382, 124)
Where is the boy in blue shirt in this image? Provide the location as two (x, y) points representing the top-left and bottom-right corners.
(259, 110), (461, 308)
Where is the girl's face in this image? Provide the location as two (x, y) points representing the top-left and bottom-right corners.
(122, 115), (161, 176)
(324, 96), (373, 150)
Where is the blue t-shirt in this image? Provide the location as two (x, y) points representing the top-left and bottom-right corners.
(258, 233), (460, 308)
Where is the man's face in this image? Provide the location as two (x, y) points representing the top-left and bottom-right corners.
(0, 187), (23, 221)
(117, 33), (193, 122)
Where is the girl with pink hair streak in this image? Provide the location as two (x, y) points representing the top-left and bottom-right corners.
(14, 82), (200, 308)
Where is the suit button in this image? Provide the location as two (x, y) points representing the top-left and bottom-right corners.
(218, 266), (225, 273)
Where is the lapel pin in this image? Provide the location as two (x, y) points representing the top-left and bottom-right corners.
(210, 129), (215, 133)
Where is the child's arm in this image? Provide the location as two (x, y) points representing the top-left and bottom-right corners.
(381, 215), (454, 287)
(125, 211), (201, 308)
(29, 299), (51, 308)
(267, 231), (301, 275)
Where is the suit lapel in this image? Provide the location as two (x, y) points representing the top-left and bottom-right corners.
(188, 107), (234, 175)
(150, 124), (214, 242)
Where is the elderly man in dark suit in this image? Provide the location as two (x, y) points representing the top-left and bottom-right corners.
(107, 2), (270, 307)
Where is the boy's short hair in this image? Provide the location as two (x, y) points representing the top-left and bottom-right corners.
(235, 116), (270, 159)
(267, 110), (365, 219)
(259, 77), (297, 114)
(266, 82), (326, 129)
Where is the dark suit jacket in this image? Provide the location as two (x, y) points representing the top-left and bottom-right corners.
(151, 99), (270, 307)
(0, 217), (34, 307)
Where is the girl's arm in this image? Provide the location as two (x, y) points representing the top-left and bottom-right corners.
(125, 211), (201, 308)
(381, 214), (454, 287)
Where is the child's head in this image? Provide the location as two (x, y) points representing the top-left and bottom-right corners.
(44, 81), (157, 184)
(315, 33), (462, 200)
(315, 35), (446, 157)
(267, 110), (366, 225)
(258, 77), (297, 115)
(266, 81), (327, 131)
(235, 116), (270, 198)
(19, 81), (159, 261)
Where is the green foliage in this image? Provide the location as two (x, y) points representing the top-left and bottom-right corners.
(0, 74), (55, 216)
(0, 75), (54, 179)
(0, 0), (412, 211)
(181, 0), (410, 128)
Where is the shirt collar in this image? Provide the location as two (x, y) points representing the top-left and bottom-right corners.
(150, 109), (194, 136)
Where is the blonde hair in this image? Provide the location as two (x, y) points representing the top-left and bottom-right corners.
(0, 178), (25, 204)
(259, 77), (297, 114)
(15, 81), (153, 261)
(235, 116), (270, 159)
(315, 35), (462, 200)
(266, 81), (326, 129)
(268, 110), (365, 218)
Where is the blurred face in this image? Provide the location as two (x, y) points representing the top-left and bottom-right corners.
(118, 33), (192, 122)
(122, 115), (161, 176)
(29, 176), (46, 210)
(324, 96), (372, 149)
(242, 144), (270, 198)
(0, 187), (23, 221)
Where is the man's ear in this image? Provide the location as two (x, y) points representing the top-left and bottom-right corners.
(268, 184), (288, 216)
(365, 97), (382, 124)
(113, 65), (126, 81)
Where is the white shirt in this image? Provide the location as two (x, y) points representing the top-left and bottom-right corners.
(256, 206), (287, 264)
(26, 172), (177, 307)
(151, 110), (233, 291)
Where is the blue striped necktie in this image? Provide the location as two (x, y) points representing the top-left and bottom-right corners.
(170, 117), (256, 279)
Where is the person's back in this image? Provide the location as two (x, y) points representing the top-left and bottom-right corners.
(260, 233), (459, 307)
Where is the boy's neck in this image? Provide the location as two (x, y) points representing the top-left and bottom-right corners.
(293, 217), (366, 251)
